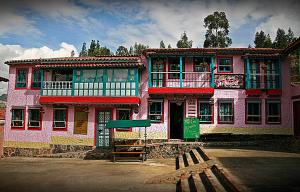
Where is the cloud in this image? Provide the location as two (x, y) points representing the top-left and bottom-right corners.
(0, 42), (78, 95)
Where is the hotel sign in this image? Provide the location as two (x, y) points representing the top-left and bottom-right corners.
(214, 74), (244, 89)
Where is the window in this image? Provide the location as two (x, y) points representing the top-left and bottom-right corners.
(16, 69), (27, 88)
(198, 100), (213, 123)
(11, 108), (25, 128)
(246, 100), (261, 124)
(218, 100), (234, 123)
(169, 57), (184, 79)
(31, 69), (41, 89)
(266, 60), (280, 89)
(53, 108), (67, 129)
(152, 58), (165, 87)
(249, 59), (261, 88)
(218, 58), (232, 73)
(194, 57), (210, 72)
(116, 109), (131, 131)
(28, 108), (41, 129)
(149, 100), (163, 122)
(266, 100), (281, 123)
(106, 69), (135, 82)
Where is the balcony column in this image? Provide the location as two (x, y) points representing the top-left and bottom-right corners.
(278, 59), (282, 89)
(180, 56), (183, 88)
(72, 70), (75, 96)
(210, 57), (215, 88)
(148, 57), (152, 87)
(135, 68), (139, 96)
(40, 69), (44, 96)
(246, 58), (250, 89)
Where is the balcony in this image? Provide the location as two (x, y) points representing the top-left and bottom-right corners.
(246, 73), (281, 95)
(148, 71), (214, 95)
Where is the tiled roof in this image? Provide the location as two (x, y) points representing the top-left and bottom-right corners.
(283, 37), (300, 54)
(36, 62), (143, 68)
(242, 53), (282, 58)
(145, 48), (282, 56)
(5, 55), (142, 65)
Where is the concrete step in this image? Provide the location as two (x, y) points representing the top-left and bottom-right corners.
(196, 147), (210, 161)
(178, 155), (185, 169)
(180, 177), (190, 192)
(192, 174), (207, 192)
(185, 152), (194, 167)
(204, 169), (227, 192)
(190, 149), (205, 164)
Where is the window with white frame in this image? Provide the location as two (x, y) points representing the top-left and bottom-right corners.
(246, 100), (261, 123)
(218, 100), (234, 123)
(198, 100), (213, 123)
(11, 108), (25, 128)
(266, 100), (281, 123)
(148, 100), (163, 122)
(53, 108), (67, 128)
(28, 108), (41, 128)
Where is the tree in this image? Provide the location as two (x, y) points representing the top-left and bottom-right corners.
(98, 46), (111, 55)
(273, 28), (288, 49)
(129, 46), (134, 55)
(70, 50), (75, 57)
(177, 32), (193, 48)
(287, 27), (296, 44)
(203, 11), (232, 48)
(167, 44), (172, 49)
(130, 43), (149, 55)
(160, 40), (166, 48)
(79, 42), (87, 57)
(88, 40), (96, 56)
(115, 46), (129, 56)
(254, 31), (272, 48)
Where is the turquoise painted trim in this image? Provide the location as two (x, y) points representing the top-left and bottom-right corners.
(246, 58), (250, 89)
(103, 69), (107, 96)
(135, 68), (139, 96)
(180, 56), (183, 88)
(210, 57), (215, 88)
(71, 70), (75, 96)
(148, 57), (152, 87)
(106, 120), (151, 129)
(278, 59), (282, 89)
(40, 69), (44, 95)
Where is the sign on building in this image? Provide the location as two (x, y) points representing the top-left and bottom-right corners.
(214, 74), (244, 89)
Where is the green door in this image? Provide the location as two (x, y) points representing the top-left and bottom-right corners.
(96, 110), (112, 147)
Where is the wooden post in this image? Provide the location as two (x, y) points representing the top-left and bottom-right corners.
(246, 58), (250, 89)
(180, 56), (183, 88)
(148, 57), (152, 87)
(210, 57), (215, 88)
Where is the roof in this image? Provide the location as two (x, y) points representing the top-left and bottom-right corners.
(283, 37), (300, 54)
(242, 53), (282, 59)
(0, 77), (8, 82)
(144, 47), (282, 57)
(5, 55), (144, 68)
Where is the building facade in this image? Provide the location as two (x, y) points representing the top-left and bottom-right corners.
(3, 43), (300, 150)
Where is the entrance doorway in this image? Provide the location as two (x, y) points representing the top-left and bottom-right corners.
(169, 101), (184, 139)
(293, 101), (300, 136)
(95, 110), (112, 147)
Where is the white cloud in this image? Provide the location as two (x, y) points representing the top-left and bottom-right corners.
(0, 42), (78, 95)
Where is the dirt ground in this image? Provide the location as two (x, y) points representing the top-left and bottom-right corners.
(0, 157), (176, 192)
(205, 147), (300, 192)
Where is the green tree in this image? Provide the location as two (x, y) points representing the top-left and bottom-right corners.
(70, 50), (75, 57)
(129, 46), (134, 55)
(131, 43), (149, 55)
(203, 11), (232, 48)
(160, 40), (166, 48)
(98, 46), (111, 55)
(115, 46), (129, 56)
(167, 44), (171, 48)
(254, 31), (272, 48)
(79, 42), (88, 57)
(273, 28), (288, 49)
(88, 40), (96, 56)
(287, 27), (296, 44)
(177, 31), (193, 48)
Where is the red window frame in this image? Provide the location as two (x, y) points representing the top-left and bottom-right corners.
(116, 109), (132, 132)
(11, 108), (26, 130)
(217, 99), (234, 124)
(31, 68), (41, 90)
(245, 99), (262, 124)
(198, 99), (214, 124)
(53, 107), (68, 131)
(265, 99), (281, 124)
(15, 68), (28, 90)
(28, 108), (43, 130)
(148, 99), (164, 123)
(217, 57), (233, 74)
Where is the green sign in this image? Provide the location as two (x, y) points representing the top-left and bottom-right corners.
(184, 118), (200, 139)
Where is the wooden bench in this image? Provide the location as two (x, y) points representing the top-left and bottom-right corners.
(112, 144), (146, 162)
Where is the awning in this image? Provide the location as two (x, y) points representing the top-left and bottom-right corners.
(106, 120), (151, 129)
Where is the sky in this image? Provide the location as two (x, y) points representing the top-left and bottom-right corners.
(0, 0), (300, 94)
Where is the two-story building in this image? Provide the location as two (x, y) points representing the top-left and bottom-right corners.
(3, 43), (300, 152)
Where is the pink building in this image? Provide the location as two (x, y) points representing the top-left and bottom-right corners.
(3, 42), (300, 151)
